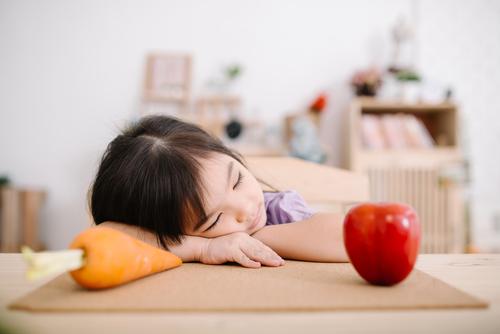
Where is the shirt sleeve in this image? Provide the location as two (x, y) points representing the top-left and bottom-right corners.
(264, 190), (315, 226)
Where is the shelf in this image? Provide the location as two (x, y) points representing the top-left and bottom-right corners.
(354, 97), (455, 112)
(357, 147), (463, 168)
(350, 98), (459, 156)
(347, 99), (467, 254)
(360, 146), (461, 155)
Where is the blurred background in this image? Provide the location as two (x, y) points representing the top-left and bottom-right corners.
(0, 0), (499, 253)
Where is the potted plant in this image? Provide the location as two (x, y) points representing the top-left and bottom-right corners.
(395, 69), (421, 102)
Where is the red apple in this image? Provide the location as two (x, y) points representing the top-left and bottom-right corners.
(343, 202), (420, 286)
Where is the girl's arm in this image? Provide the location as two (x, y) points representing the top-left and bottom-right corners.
(99, 221), (205, 262)
(251, 212), (350, 262)
(99, 221), (283, 267)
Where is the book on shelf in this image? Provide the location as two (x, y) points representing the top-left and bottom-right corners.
(402, 114), (435, 148)
(361, 115), (386, 149)
(380, 114), (408, 149)
(361, 114), (435, 150)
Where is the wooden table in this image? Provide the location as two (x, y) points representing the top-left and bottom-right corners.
(0, 254), (499, 334)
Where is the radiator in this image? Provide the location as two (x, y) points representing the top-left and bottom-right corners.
(367, 167), (465, 253)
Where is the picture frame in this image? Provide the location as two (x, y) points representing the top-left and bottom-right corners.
(142, 53), (192, 104)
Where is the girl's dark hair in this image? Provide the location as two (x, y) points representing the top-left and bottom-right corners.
(89, 115), (245, 250)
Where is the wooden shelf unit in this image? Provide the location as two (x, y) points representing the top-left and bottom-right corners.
(347, 98), (467, 253)
(348, 98), (462, 171)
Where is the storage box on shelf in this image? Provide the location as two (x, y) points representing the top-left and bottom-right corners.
(347, 98), (467, 253)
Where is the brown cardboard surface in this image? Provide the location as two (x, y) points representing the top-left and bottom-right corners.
(9, 260), (488, 312)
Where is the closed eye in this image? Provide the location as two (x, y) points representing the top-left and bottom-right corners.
(205, 212), (222, 232)
(204, 171), (244, 232)
(233, 171), (244, 190)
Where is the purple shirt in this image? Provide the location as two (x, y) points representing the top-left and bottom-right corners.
(264, 190), (315, 225)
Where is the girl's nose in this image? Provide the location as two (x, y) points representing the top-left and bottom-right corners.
(236, 211), (247, 223)
(235, 206), (253, 223)
(229, 196), (254, 223)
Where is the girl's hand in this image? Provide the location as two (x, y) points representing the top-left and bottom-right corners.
(199, 232), (285, 268)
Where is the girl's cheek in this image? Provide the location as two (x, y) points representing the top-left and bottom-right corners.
(247, 174), (260, 192)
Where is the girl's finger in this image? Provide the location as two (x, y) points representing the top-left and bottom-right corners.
(234, 250), (261, 268)
(254, 239), (284, 263)
(244, 242), (283, 267)
(260, 244), (285, 264)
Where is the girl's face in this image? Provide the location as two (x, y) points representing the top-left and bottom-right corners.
(185, 153), (267, 238)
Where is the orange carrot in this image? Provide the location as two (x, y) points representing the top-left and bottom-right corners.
(22, 226), (182, 290)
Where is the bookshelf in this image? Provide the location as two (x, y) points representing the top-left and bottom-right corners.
(348, 97), (462, 171)
(347, 98), (467, 253)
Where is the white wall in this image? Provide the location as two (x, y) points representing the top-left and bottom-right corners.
(418, 0), (500, 250)
(1, 0), (499, 250)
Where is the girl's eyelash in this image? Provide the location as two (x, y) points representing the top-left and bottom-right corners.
(206, 212), (222, 231)
(233, 171), (244, 190)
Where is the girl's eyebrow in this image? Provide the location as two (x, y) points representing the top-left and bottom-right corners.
(193, 161), (234, 231)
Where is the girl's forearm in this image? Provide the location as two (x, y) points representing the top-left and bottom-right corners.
(98, 221), (207, 262)
(251, 213), (350, 262)
(165, 235), (208, 262)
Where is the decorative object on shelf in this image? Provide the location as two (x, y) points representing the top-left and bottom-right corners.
(350, 67), (383, 97)
(383, 15), (424, 103)
(445, 88), (454, 101)
(395, 69), (420, 82)
(388, 16), (416, 74)
(225, 119), (243, 139)
(382, 25), (423, 103)
(394, 69), (422, 102)
(0, 175), (10, 187)
(206, 63), (244, 94)
(309, 93), (327, 113)
(289, 114), (326, 164)
(225, 64), (242, 88)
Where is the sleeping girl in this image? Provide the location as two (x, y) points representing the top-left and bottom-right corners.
(91, 115), (349, 268)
